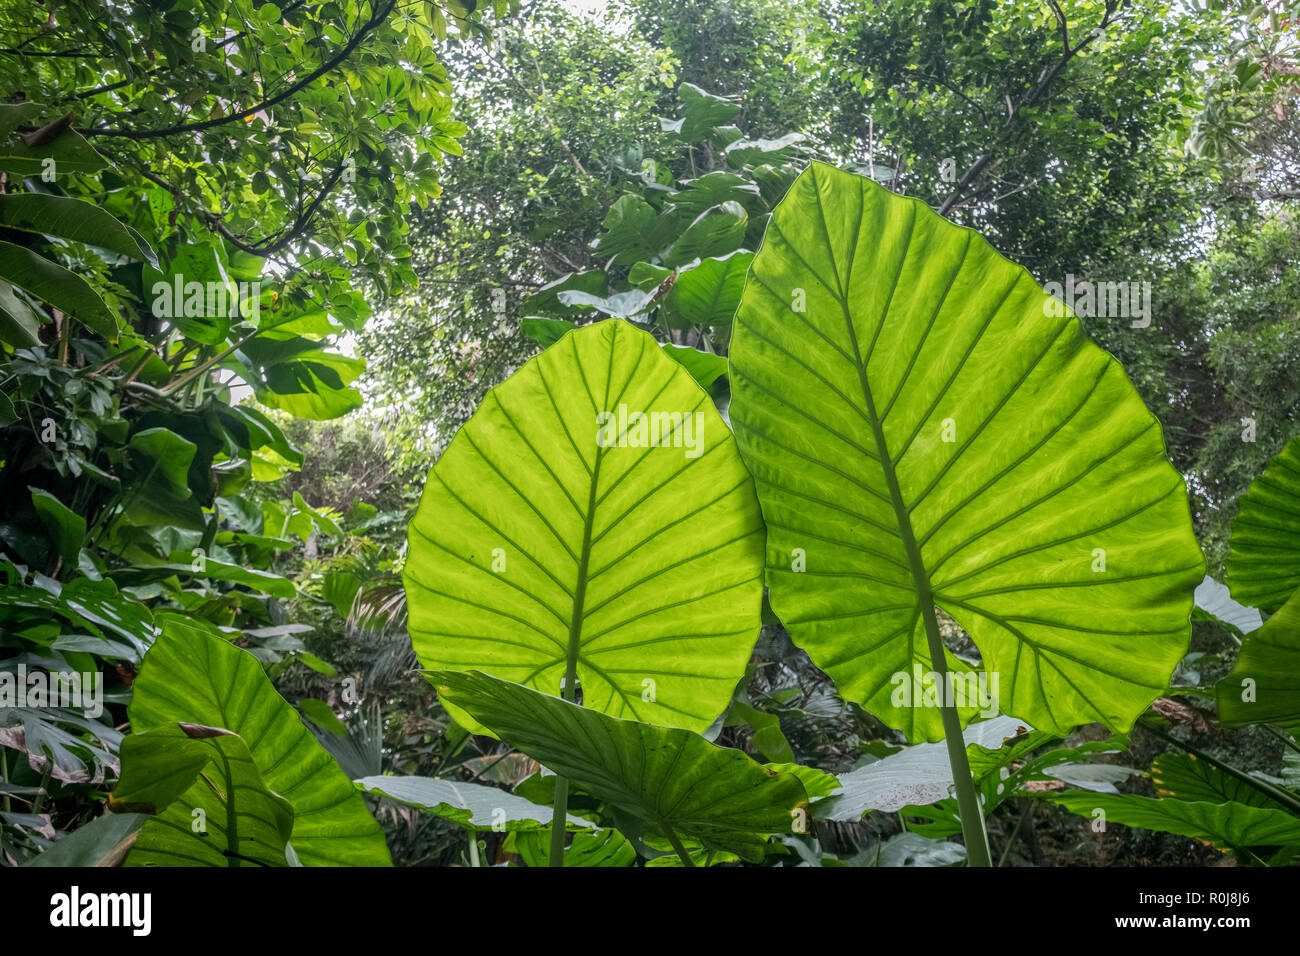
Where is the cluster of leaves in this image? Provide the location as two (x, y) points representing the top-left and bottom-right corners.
(515, 82), (809, 362)
(0, 0), (514, 863)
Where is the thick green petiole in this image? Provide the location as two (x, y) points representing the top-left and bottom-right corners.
(547, 776), (570, 867)
(661, 821), (696, 867)
(919, 599), (992, 867)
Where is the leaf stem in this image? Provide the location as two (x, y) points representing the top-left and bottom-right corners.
(832, 223), (994, 867)
(547, 433), (606, 867)
(661, 821), (696, 867)
(547, 776), (570, 867)
(919, 598), (993, 866)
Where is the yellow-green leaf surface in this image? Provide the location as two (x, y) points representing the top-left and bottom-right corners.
(1226, 433), (1300, 613)
(404, 319), (764, 733)
(730, 162), (1203, 741)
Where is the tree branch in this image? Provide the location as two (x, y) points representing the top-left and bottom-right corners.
(936, 2), (1117, 216)
(80, 0), (394, 140)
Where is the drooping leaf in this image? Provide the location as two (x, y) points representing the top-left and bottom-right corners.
(664, 202), (747, 268)
(126, 427), (197, 490)
(404, 318), (765, 734)
(764, 762), (841, 799)
(431, 670), (809, 862)
(0, 240), (118, 341)
(26, 812), (147, 867)
(1045, 790), (1300, 849)
(1217, 587), (1300, 728)
(592, 194), (674, 266)
(729, 162), (1203, 741)
(112, 723), (294, 868)
(1226, 434), (1300, 613)
(676, 83), (742, 142)
(30, 488), (85, 568)
(117, 426), (207, 530)
(0, 281), (46, 346)
(354, 774), (594, 831)
(128, 625), (391, 865)
(671, 171), (763, 216)
(664, 252), (752, 330)
(0, 194), (158, 267)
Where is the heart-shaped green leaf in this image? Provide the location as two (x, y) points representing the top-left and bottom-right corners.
(404, 318), (764, 734)
(665, 252), (753, 331)
(730, 162), (1203, 741)
(431, 670), (809, 862)
(1226, 434), (1300, 613)
(129, 626), (391, 865)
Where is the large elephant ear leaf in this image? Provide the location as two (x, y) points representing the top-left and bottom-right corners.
(730, 161), (1203, 742)
(431, 670), (809, 863)
(128, 626), (391, 865)
(1226, 433), (1300, 613)
(403, 318), (765, 733)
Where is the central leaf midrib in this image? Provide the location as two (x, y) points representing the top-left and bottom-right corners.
(807, 186), (932, 621)
(563, 437), (605, 706)
(563, 329), (622, 705)
(841, 314), (933, 615)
